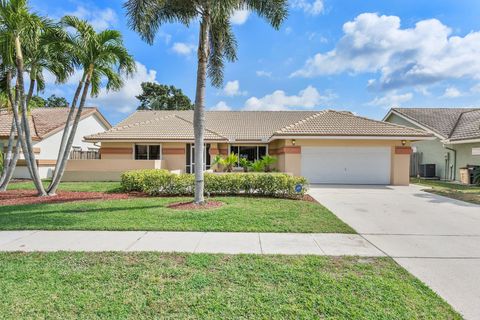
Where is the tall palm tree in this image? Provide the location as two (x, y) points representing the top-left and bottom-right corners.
(46, 16), (136, 195)
(0, 0), (50, 195)
(125, 0), (288, 204)
(0, 0), (73, 192)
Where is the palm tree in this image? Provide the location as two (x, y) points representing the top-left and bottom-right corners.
(125, 0), (288, 204)
(46, 16), (136, 195)
(0, 0), (51, 195)
(0, 0), (73, 192)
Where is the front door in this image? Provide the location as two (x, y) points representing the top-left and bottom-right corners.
(186, 144), (211, 173)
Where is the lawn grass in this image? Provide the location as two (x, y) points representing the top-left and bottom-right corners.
(411, 178), (480, 205)
(8, 180), (122, 193)
(0, 252), (460, 319)
(0, 196), (354, 233)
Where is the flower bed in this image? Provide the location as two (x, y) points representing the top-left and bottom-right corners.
(121, 170), (308, 199)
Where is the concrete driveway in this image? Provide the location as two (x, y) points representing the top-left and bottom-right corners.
(309, 184), (480, 320)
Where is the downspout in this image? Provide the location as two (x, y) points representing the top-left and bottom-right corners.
(444, 145), (457, 181)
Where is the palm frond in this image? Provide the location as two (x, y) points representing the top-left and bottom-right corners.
(124, 0), (197, 44)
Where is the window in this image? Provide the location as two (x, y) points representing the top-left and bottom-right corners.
(229, 145), (267, 166)
(135, 144), (161, 160)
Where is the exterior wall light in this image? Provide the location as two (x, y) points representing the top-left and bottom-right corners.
(401, 140), (407, 146)
(292, 139), (296, 146)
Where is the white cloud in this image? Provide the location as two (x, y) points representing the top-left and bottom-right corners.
(367, 91), (413, 107)
(292, 13), (480, 91)
(172, 42), (196, 56)
(443, 86), (462, 98)
(211, 101), (232, 111)
(285, 27), (293, 35)
(230, 9), (250, 25)
(223, 80), (246, 96)
(291, 0), (324, 15)
(470, 83), (480, 93)
(92, 61), (157, 114)
(66, 6), (117, 31)
(243, 85), (334, 111)
(256, 70), (272, 78)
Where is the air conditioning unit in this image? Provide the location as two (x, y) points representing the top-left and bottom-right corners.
(419, 164), (436, 178)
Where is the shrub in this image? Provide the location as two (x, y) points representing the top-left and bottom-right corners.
(121, 169), (170, 192)
(212, 153), (239, 172)
(261, 155), (277, 172)
(121, 170), (308, 199)
(238, 158), (251, 172)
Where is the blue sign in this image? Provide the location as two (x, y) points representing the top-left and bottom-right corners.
(295, 184), (303, 193)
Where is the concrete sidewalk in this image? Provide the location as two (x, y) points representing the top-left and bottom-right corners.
(0, 231), (385, 256)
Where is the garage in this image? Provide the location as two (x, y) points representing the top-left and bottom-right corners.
(301, 146), (391, 184)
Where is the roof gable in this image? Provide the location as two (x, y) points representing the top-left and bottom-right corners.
(0, 107), (109, 140)
(390, 108), (480, 141)
(85, 110), (432, 142)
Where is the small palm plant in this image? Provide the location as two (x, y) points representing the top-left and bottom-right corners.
(223, 153), (239, 172)
(212, 155), (224, 172)
(239, 157), (251, 172)
(261, 155), (277, 172)
(212, 153), (239, 172)
(250, 160), (265, 172)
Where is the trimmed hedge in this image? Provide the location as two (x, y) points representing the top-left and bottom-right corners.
(121, 170), (308, 199)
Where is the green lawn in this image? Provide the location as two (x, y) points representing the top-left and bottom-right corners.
(0, 252), (460, 319)
(0, 196), (354, 233)
(8, 180), (123, 193)
(411, 178), (480, 205)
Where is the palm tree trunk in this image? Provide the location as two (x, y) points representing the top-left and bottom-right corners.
(0, 137), (21, 191)
(0, 119), (16, 188)
(14, 36), (46, 196)
(48, 67), (92, 195)
(193, 15), (210, 204)
(26, 72), (35, 104)
(48, 73), (86, 191)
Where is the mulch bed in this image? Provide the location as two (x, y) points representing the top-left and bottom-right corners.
(0, 190), (130, 207)
(167, 200), (224, 210)
(302, 194), (319, 203)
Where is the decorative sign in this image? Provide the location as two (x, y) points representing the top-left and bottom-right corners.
(473, 148), (480, 156)
(295, 184), (303, 193)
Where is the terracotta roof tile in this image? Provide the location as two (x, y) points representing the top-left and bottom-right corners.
(0, 107), (102, 140)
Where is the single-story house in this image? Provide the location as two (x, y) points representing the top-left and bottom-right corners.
(64, 110), (433, 185)
(0, 107), (111, 179)
(384, 108), (480, 182)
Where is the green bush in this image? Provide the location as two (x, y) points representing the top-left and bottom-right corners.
(121, 170), (308, 199)
(121, 169), (170, 192)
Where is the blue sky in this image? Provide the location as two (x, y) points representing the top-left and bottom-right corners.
(32, 0), (480, 124)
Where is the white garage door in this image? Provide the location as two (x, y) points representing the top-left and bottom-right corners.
(301, 146), (391, 184)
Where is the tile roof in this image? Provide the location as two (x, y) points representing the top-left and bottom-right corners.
(0, 107), (106, 140)
(392, 108), (480, 141)
(85, 110), (432, 142)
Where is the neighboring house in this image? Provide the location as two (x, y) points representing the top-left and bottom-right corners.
(384, 108), (480, 181)
(64, 110), (432, 185)
(0, 107), (111, 179)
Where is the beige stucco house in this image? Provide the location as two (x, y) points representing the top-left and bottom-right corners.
(0, 107), (111, 179)
(64, 110), (433, 185)
(384, 108), (480, 182)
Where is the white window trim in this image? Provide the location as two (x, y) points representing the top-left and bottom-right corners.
(134, 143), (162, 160)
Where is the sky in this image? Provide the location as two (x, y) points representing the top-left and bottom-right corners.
(31, 0), (480, 125)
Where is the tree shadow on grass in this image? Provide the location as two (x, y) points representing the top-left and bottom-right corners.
(0, 204), (165, 229)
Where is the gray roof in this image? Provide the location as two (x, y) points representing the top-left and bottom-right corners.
(85, 110), (432, 142)
(392, 108), (480, 141)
